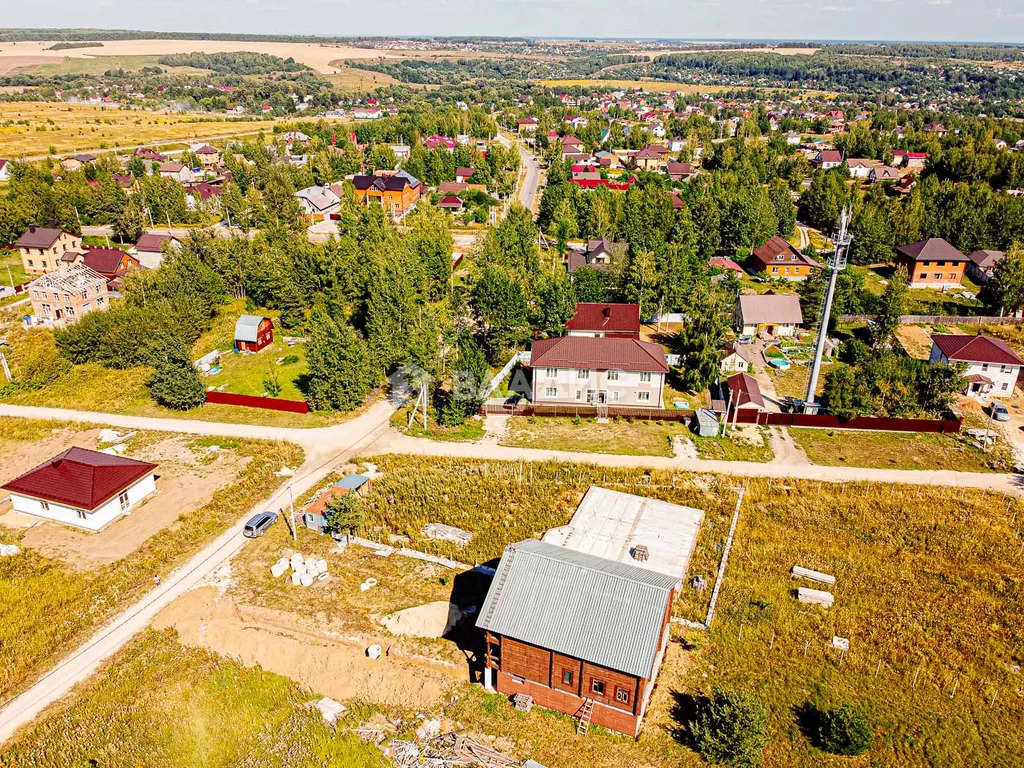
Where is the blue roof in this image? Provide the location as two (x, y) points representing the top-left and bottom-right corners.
(336, 474), (369, 490)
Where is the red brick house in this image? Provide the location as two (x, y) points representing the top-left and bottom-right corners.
(234, 314), (274, 353)
(895, 238), (968, 289)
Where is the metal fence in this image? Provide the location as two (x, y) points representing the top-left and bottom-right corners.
(205, 391), (309, 414)
(838, 314), (1023, 326)
(480, 402), (694, 421)
(731, 409), (962, 434)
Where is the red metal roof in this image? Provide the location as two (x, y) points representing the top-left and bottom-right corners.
(2, 447), (156, 511)
(565, 303), (641, 334)
(932, 334), (1023, 366)
(530, 336), (668, 373)
(82, 247), (130, 277)
(727, 373), (765, 409)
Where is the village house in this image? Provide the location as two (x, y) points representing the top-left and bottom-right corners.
(567, 237), (623, 274)
(565, 303), (641, 339)
(966, 250), (1005, 283)
(666, 162), (694, 181)
(632, 146), (665, 172)
(517, 117), (539, 134)
(158, 162), (193, 183)
(720, 341), (754, 374)
(185, 182), (222, 211)
(27, 263), (109, 326)
(560, 135), (586, 155)
(930, 334), (1023, 397)
(352, 171), (422, 218)
(234, 314), (274, 353)
(61, 154), (96, 172)
(61, 247), (140, 285)
(438, 195), (464, 211)
(895, 238), (968, 289)
(478, 486), (704, 737)
(294, 185), (342, 219)
(455, 167), (474, 183)
(813, 150), (843, 170)
(708, 257), (746, 280)
(16, 225), (83, 276)
(846, 158), (874, 179)
(194, 145), (221, 166)
(1, 446), (157, 532)
(869, 166), (901, 183)
(726, 372), (766, 410)
(132, 233), (180, 271)
(529, 336), (667, 407)
(750, 235), (818, 280)
(734, 293), (803, 338)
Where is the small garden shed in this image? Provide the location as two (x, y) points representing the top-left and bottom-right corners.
(234, 314), (273, 353)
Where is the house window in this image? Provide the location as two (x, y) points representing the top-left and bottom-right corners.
(607, 370), (619, 381)
(578, 369), (590, 379)
(77, 510), (87, 520)
(545, 387), (557, 397)
(40, 501), (50, 511)
(615, 687), (630, 704)
(982, 363), (989, 372)
(562, 669), (573, 685)
(546, 368), (557, 378)
(612, 391), (620, 403)
(640, 371), (652, 383)
(65, 306), (74, 318)
(27, 260), (33, 267)
(918, 273), (927, 280)
(119, 491), (130, 511)
(1002, 382), (1009, 391)
(575, 390), (582, 401)
(591, 680), (605, 696)
(41, 261), (47, 269)
(771, 267), (778, 273)
(933, 273), (942, 280)
(638, 392), (652, 402)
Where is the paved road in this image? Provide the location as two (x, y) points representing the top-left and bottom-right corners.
(497, 131), (542, 212)
(0, 387), (407, 745)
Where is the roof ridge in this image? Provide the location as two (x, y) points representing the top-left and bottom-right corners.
(521, 540), (674, 587)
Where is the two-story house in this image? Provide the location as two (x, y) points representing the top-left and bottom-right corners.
(352, 171), (422, 218)
(929, 334), (1023, 397)
(750, 235), (818, 280)
(529, 336), (667, 408)
(895, 238), (968, 289)
(16, 225), (82, 276)
(564, 303), (640, 338)
(27, 263), (109, 326)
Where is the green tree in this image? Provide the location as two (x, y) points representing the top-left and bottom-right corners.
(822, 363), (870, 418)
(815, 703), (873, 756)
(112, 200), (146, 244)
(871, 265), (908, 347)
(533, 270), (577, 336)
(688, 688), (769, 768)
(147, 358), (206, 411)
(368, 144), (397, 171)
(981, 245), (1024, 314)
(675, 282), (730, 391)
(439, 336), (490, 425)
(324, 492), (364, 536)
(623, 249), (660, 318)
(305, 306), (379, 411)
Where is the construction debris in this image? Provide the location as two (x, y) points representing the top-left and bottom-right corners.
(791, 565), (836, 586)
(314, 697), (347, 726)
(382, 733), (523, 768)
(422, 523), (474, 548)
(512, 693), (533, 713)
(797, 587), (835, 608)
(272, 553), (329, 587)
(0, 544), (21, 557)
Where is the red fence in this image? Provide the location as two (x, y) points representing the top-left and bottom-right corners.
(730, 409), (962, 434)
(569, 177), (636, 190)
(205, 391), (309, 414)
(481, 402), (693, 421)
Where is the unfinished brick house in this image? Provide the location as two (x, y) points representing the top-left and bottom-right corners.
(477, 487), (704, 737)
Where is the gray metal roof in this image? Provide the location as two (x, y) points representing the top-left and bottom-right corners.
(234, 314), (266, 343)
(476, 539), (676, 678)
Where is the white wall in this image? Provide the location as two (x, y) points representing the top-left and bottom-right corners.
(9, 472), (156, 532)
(532, 367), (665, 407)
(930, 346), (1019, 395)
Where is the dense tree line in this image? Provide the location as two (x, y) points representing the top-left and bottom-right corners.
(157, 52), (309, 75)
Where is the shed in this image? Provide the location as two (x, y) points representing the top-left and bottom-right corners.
(234, 314), (274, 353)
(337, 473), (370, 495)
(691, 409), (719, 437)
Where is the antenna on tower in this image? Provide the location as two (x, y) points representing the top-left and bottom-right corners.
(803, 207), (852, 414)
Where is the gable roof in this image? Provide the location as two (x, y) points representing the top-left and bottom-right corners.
(724, 341), (754, 363)
(2, 446), (156, 512)
(16, 226), (65, 250)
(931, 334), (1023, 366)
(135, 233), (177, 253)
(530, 336), (668, 373)
(737, 293), (804, 325)
(817, 150), (843, 163)
(968, 250), (1004, 269)
(234, 314), (270, 342)
(896, 238), (968, 263)
(727, 372), (765, 408)
(566, 303), (641, 334)
(195, 145), (219, 155)
(82, 247), (130, 277)
(476, 538), (677, 678)
(752, 235), (818, 268)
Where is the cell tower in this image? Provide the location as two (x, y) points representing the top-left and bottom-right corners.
(803, 207), (853, 414)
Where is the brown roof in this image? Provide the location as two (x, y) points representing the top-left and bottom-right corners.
(896, 238), (968, 263)
(737, 293), (804, 326)
(752, 235), (818, 269)
(2, 446), (156, 512)
(135, 233), (176, 253)
(727, 373), (765, 409)
(817, 150), (843, 163)
(159, 162), (186, 173)
(968, 250), (1004, 269)
(438, 181), (469, 195)
(530, 336), (668, 373)
(82, 247), (131, 277)
(15, 226), (64, 250)
(565, 303), (641, 334)
(931, 334), (1023, 366)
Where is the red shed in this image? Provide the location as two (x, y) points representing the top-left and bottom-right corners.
(234, 314), (273, 353)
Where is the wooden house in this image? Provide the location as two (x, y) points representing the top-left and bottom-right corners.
(234, 314), (274, 353)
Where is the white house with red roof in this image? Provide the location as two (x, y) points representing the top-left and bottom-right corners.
(929, 334), (1023, 397)
(2, 447), (157, 531)
(529, 336), (668, 408)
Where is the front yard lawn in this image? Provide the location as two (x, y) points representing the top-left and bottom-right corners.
(501, 416), (685, 457)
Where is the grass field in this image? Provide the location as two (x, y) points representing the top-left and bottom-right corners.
(0, 102), (270, 158)
(17, 54), (209, 77)
(501, 415), (683, 456)
(790, 426), (1013, 472)
(0, 418), (303, 704)
(348, 455), (1024, 766)
(0, 630), (382, 768)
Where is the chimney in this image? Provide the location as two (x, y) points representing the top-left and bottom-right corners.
(29, 226), (36, 233)
(602, 306), (611, 318)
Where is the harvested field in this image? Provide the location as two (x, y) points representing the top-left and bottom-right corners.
(0, 56), (61, 75)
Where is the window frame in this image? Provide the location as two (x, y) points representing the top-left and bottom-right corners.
(591, 679), (605, 696)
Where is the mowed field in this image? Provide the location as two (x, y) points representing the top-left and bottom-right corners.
(0, 102), (270, 158)
(0, 40), (545, 76)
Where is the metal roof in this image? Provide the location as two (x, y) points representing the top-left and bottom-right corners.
(234, 314), (267, 343)
(476, 539), (676, 678)
(336, 474), (369, 490)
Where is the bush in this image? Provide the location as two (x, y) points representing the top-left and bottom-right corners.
(147, 360), (206, 411)
(816, 703), (872, 756)
(689, 687), (769, 767)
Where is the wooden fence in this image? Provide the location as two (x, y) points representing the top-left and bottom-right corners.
(205, 391), (309, 414)
(838, 313), (1023, 326)
(730, 409), (962, 434)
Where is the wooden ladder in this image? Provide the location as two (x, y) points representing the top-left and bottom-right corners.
(576, 698), (594, 736)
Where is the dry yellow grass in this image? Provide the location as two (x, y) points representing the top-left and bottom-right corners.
(0, 102), (272, 159)
(539, 79), (731, 93)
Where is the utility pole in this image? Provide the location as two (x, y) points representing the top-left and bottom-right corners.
(288, 484), (296, 542)
(804, 207), (852, 414)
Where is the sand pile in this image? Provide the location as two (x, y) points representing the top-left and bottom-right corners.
(381, 601), (463, 639)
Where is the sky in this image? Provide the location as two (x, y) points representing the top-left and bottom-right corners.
(4, 0), (1024, 44)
